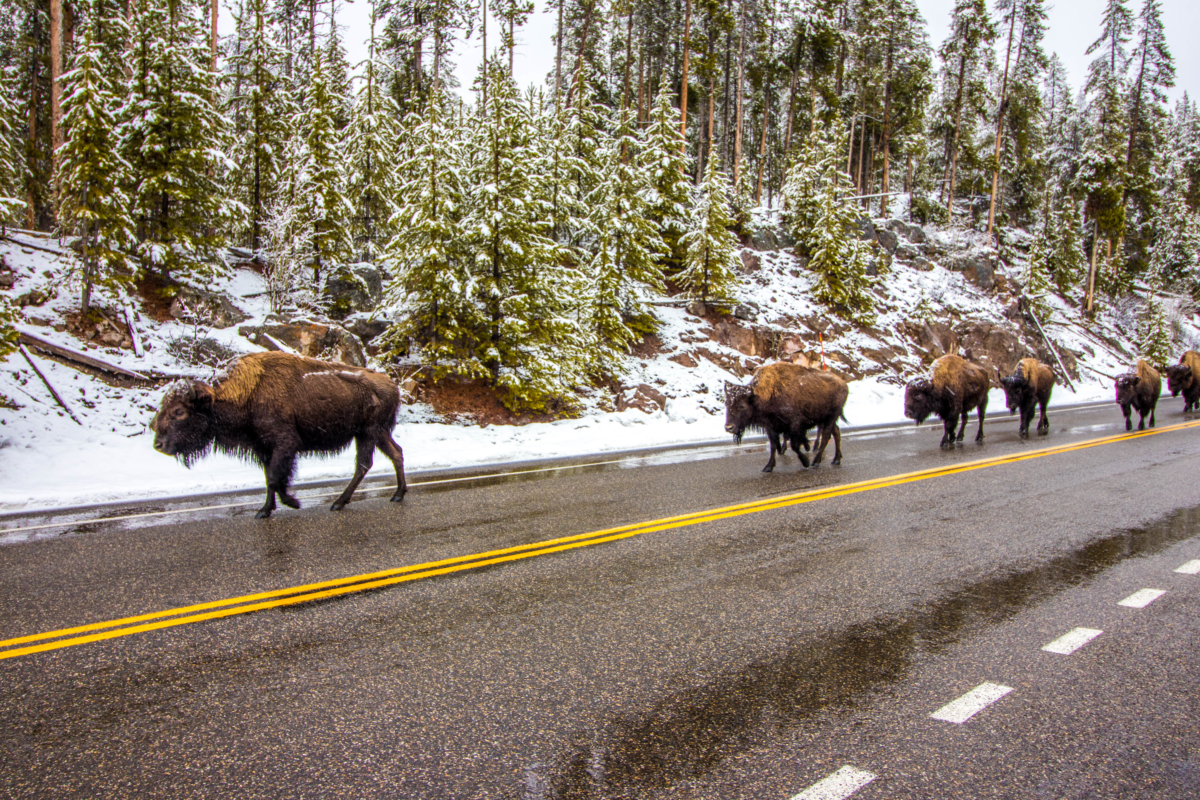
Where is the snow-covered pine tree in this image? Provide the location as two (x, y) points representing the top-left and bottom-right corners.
(1148, 161), (1200, 297)
(584, 106), (667, 363)
(0, 64), (24, 224)
(119, 0), (236, 283)
(806, 148), (874, 322)
(57, 1), (136, 314)
(343, 5), (402, 262)
(678, 154), (739, 305)
(1046, 192), (1087, 293)
(381, 85), (487, 379)
(465, 61), (584, 414)
(0, 294), (17, 360)
(641, 80), (691, 270)
(225, 0), (291, 251)
(1136, 292), (1172, 367)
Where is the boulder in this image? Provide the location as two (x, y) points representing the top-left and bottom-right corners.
(748, 228), (779, 252)
(669, 352), (699, 368)
(239, 320), (367, 367)
(912, 256), (935, 272)
(342, 311), (390, 343)
(169, 284), (250, 328)
(732, 303), (758, 322)
(854, 217), (877, 243)
(685, 299), (707, 317)
(875, 227), (899, 253)
(942, 251), (996, 290)
(739, 250), (762, 273)
(906, 225), (927, 244)
(322, 263), (384, 320)
(616, 383), (668, 413)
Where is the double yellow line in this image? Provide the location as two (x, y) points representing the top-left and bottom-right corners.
(3, 419), (1198, 662)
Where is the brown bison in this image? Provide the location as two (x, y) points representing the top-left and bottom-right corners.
(1164, 350), (1200, 412)
(724, 363), (849, 472)
(151, 351), (406, 518)
(1115, 359), (1161, 431)
(904, 354), (991, 447)
(999, 358), (1056, 437)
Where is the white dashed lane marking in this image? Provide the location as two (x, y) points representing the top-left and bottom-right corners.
(790, 766), (877, 800)
(1042, 627), (1104, 655)
(1175, 559), (1200, 575)
(1118, 589), (1166, 608)
(930, 682), (1014, 724)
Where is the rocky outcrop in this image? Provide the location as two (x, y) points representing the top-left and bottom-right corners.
(238, 320), (366, 367)
(169, 284), (250, 329)
(616, 383), (668, 413)
(322, 264), (384, 320)
(941, 250), (997, 290)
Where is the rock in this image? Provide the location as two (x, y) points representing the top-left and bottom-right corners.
(748, 228), (779, 251)
(912, 256), (935, 272)
(238, 320), (367, 367)
(739, 250), (762, 273)
(906, 225), (927, 244)
(0, 268), (14, 289)
(854, 217), (877, 243)
(616, 383), (668, 413)
(895, 244), (920, 260)
(669, 352), (698, 368)
(875, 227), (899, 253)
(169, 285), (250, 328)
(16, 288), (53, 307)
(322, 263), (383, 320)
(943, 251), (996, 290)
(778, 230), (797, 249)
(733, 303), (758, 322)
(685, 299), (707, 317)
(342, 311), (390, 343)
(956, 321), (1026, 380)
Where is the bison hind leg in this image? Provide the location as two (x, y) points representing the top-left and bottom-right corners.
(380, 433), (406, 503)
(332, 436), (375, 511)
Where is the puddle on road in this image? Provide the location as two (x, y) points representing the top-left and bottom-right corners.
(541, 504), (1200, 800)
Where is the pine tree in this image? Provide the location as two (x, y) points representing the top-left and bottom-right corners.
(1149, 160), (1200, 296)
(642, 80), (691, 269)
(806, 149), (874, 321)
(343, 7), (402, 262)
(0, 64), (24, 224)
(1136, 292), (1172, 367)
(119, 0), (236, 282)
(57, 1), (136, 314)
(678, 154), (739, 305)
(585, 107), (667, 361)
(225, 0), (290, 251)
(381, 86), (487, 378)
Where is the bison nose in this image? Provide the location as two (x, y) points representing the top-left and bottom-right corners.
(153, 438), (167, 454)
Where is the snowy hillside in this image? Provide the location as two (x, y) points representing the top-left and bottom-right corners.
(0, 217), (1191, 513)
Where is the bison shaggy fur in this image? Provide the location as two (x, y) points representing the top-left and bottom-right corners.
(724, 363), (849, 472)
(904, 354), (991, 447)
(1164, 350), (1200, 412)
(999, 357), (1056, 437)
(151, 351), (406, 518)
(1115, 359), (1161, 431)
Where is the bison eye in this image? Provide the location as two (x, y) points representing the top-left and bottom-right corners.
(173, 408), (187, 419)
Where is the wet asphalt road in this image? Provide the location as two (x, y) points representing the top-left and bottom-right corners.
(1, 400), (1200, 799)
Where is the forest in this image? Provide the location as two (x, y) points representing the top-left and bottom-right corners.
(0, 0), (1197, 413)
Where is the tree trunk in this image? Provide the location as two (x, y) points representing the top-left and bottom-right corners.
(26, 6), (41, 230)
(554, 0), (563, 110)
(945, 52), (968, 221)
(50, 0), (64, 186)
(211, 0), (220, 71)
(880, 10), (895, 218)
(679, 0), (692, 152)
(987, 5), (1017, 236)
(755, 0), (775, 205)
(732, 0), (746, 188)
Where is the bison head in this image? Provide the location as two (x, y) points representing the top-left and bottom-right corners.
(999, 373), (1028, 414)
(1114, 373), (1140, 408)
(903, 378), (938, 425)
(1165, 363), (1192, 397)
(151, 380), (217, 466)
(723, 381), (754, 443)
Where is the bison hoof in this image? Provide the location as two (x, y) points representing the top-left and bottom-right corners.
(762, 465), (775, 473)
(798, 455), (811, 468)
(280, 494), (300, 509)
(831, 456), (842, 466)
(330, 501), (346, 512)
(254, 508), (273, 519)
(390, 491), (405, 503)
(1125, 420), (1133, 431)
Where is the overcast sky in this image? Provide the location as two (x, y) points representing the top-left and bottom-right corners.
(223, 0), (1200, 108)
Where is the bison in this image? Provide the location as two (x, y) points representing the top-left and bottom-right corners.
(1164, 350), (1200, 413)
(724, 363), (849, 472)
(1115, 359), (1161, 431)
(999, 357), (1056, 437)
(151, 351), (406, 519)
(904, 353), (991, 447)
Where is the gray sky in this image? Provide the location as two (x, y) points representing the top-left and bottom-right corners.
(222, 0), (1200, 108)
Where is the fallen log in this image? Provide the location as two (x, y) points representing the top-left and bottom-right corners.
(120, 298), (144, 357)
(0, 235), (68, 257)
(18, 343), (82, 425)
(15, 325), (150, 381)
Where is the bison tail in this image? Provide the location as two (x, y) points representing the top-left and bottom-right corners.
(840, 411), (849, 424)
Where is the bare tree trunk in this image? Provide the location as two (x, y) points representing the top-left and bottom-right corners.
(1086, 219), (1099, 315)
(26, 7), (41, 229)
(987, 6), (1017, 236)
(211, 0), (220, 71)
(50, 0), (64, 189)
(880, 10), (895, 217)
(623, 7), (633, 111)
(945, 52), (968, 221)
(481, 0), (488, 105)
(732, 0), (746, 188)
(755, 0), (774, 204)
(679, 0), (692, 152)
(554, 0), (563, 110)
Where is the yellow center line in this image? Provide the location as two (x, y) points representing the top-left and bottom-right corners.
(3, 419), (1198, 662)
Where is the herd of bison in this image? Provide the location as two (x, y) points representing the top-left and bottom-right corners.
(150, 349), (1200, 518)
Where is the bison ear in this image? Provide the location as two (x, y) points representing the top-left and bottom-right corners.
(188, 382), (215, 410)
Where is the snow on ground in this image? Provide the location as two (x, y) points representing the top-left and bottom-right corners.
(0, 223), (1169, 513)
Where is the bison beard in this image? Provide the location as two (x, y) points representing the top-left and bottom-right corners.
(724, 363), (849, 472)
(151, 352), (407, 519)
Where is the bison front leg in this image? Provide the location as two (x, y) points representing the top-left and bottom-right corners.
(762, 427), (781, 472)
(258, 448), (300, 519)
(939, 414), (955, 448)
(974, 397), (988, 443)
(331, 436), (374, 511)
(1019, 402), (1033, 438)
(1037, 402), (1050, 434)
(380, 433), (406, 503)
